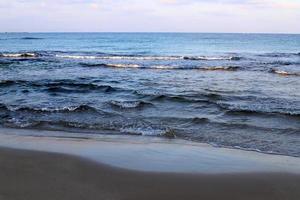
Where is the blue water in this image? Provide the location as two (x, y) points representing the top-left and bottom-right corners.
(0, 33), (300, 156)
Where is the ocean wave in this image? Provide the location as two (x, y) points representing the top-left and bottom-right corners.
(44, 82), (115, 91)
(81, 63), (140, 68)
(200, 66), (240, 71)
(223, 106), (300, 117)
(0, 61), (15, 66)
(191, 117), (210, 123)
(56, 55), (102, 59)
(0, 80), (27, 87)
(142, 65), (239, 71)
(0, 79), (117, 93)
(22, 105), (97, 113)
(133, 90), (223, 104)
(140, 93), (213, 104)
(57, 54), (241, 61)
(270, 69), (300, 76)
(183, 56), (241, 61)
(257, 53), (298, 58)
(149, 65), (186, 69)
(106, 64), (140, 68)
(82, 63), (184, 70)
(0, 103), (98, 114)
(57, 54), (182, 60)
(268, 61), (295, 66)
(0, 53), (39, 58)
(46, 84), (115, 93)
(109, 100), (153, 109)
(120, 127), (167, 136)
(4, 120), (109, 132)
(102, 56), (181, 60)
(21, 37), (43, 40)
(80, 63), (109, 67)
(81, 63), (240, 71)
(0, 80), (15, 86)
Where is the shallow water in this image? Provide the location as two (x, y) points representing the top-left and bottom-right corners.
(0, 33), (299, 156)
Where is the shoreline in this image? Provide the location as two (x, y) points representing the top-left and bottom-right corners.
(1, 147), (300, 200)
(0, 128), (299, 174)
(0, 128), (300, 199)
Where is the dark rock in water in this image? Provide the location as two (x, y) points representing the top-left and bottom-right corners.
(163, 129), (176, 139)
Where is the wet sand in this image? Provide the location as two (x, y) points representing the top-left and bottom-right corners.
(1, 147), (300, 200)
(0, 129), (300, 200)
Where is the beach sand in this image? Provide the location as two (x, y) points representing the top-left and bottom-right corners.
(0, 129), (300, 200)
(1, 147), (300, 200)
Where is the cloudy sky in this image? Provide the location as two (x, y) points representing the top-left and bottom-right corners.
(0, 0), (299, 33)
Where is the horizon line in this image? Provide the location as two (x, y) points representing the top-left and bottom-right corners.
(0, 31), (300, 35)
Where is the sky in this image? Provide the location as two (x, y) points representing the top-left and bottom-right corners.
(0, 0), (299, 33)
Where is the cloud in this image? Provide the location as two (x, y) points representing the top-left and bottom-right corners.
(0, 0), (299, 33)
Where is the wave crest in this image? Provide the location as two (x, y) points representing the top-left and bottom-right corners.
(110, 100), (152, 109)
(183, 56), (241, 61)
(200, 66), (240, 71)
(57, 54), (241, 61)
(0, 104), (98, 114)
(57, 54), (181, 60)
(270, 69), (300, 76)
(0, 53), (39, 58)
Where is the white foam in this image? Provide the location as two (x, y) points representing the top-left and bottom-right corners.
(110, 100), (142, 108)
(120, 127), (165, 136)
(1, 53), (37, 57)
(56, 54), (182, 60)
(106, 64), (140, 68)
(272, 70), (299, 76)
(56, 55), (98, 59)
(150, 65), (178, 69)
(184, 56), (238, 61)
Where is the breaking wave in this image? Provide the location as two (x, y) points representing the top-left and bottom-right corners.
(270, 69), (300, 76)
(221, 104), (300, 117)
(183, 56), (241, 61)
(0, 80), (118, 95)
(200, 66), (240, 71)
(81, 63), (240, 71)
(81, 63), (140, 68)
(0, 53), (39, 58)
(0, 103), (98, 114)
(109, 100), (153, 109)
(57, 54), (241, 61)
(57, 54), (182, 60)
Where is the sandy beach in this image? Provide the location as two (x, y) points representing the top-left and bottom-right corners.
(0, 129), (300, 200)
(0, 147), (300, 200)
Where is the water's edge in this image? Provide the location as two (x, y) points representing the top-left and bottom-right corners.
(0, 128), (299, 174)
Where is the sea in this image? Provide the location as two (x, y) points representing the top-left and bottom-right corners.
(0, 32), (299, 157)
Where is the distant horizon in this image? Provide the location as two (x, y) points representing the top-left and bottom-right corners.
(1, 32), (300, 35)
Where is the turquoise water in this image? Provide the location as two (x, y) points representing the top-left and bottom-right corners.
(0, 33), (300, 54)
(0, 33), (300, 156)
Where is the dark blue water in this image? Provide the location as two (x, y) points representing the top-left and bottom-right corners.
(0, 33), (300, 156)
